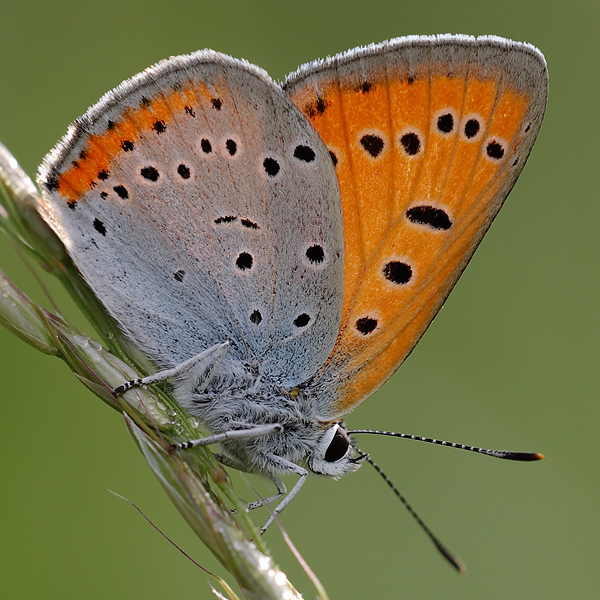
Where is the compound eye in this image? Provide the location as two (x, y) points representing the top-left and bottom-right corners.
(324, 427), (350, 462)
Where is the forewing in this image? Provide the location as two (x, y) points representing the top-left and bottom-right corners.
(38, 51), (344, 385)
(284, 35), (548, 417)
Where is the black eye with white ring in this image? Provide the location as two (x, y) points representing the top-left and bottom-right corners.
(324, 426), (350, 462)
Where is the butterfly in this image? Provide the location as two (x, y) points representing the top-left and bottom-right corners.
(37, 34), (548, 555)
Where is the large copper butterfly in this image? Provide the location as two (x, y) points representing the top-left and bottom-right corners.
(37, 34), (547, 565)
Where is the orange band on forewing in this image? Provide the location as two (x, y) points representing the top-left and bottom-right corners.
(54, 83), (215, 203)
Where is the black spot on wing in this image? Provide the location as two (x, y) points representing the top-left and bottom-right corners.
(141, 166), (159, 181)
(177, 164), (191, 179)
(360, 134), (384, 157)
(305, 96), (328, 118)
(153, 120), (166, 134)
(486, 140), (505, 160)
(355, 317), (377, 335)
(306, 245), (325, 264)
(113, 185), (129, 199)
(437, 113), (454, 133)
(93, 218), (106, 236)
(226, 139), (237, 155)
(294, 313), (310, 328)
(464, 119), (480, 138)
(241, 219), (259, 229)
(263, 157), (280, 176)
(293, 145), (316, 162)
(382, 261), (412, 285)
(406, 206), (452, 230)
(236, 252), (253, 271)
(400, 133), (421, 155)
(215, 216), (236, 224)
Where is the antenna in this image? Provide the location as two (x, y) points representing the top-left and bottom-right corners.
(364, 453), (466, 573)
(350, 430), (543, 572)
(349, 429), (543, 461)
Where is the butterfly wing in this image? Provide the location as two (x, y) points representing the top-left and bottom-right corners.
(38, 51), (344, 386)
(284, 35), (548, 418)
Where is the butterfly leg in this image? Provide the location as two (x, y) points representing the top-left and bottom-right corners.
(170, 423), (283, 450)
(112, 341), (230, 395)
(175, 434), (303, 531)
(258, 456), (308, 534)
(213, 455), (287, 513)
(246, 476), (287, 511)
(214, 453), (287, 508)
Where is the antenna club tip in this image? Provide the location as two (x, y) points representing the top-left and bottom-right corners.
(447, 552), (467, 574)
(512, 451), (544, 461)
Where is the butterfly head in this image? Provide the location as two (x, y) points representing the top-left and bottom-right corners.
(307, 422), (365, 477)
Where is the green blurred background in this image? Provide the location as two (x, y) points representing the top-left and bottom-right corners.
(0, 1), (597, 598)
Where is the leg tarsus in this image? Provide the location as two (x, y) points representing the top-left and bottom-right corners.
(246, 477), (287, 511)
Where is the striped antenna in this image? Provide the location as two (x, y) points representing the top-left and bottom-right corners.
(349, 430), (543, 461)
(350, 431), (543, 571)
(363, 453), (466, 573)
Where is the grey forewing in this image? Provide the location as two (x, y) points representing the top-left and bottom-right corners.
(38, 51), (344, 386)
